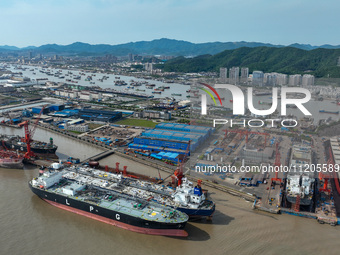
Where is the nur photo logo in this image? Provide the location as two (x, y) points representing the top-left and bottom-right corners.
(198, 83), (312, 128)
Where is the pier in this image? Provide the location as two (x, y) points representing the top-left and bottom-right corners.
(30, 122), (258, 201)
(114, 149), (256, 202)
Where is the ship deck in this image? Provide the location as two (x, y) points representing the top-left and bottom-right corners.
(34, 172), (188, 224)
(63, 166), (214, 211)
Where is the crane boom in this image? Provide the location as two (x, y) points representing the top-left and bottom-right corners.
(271, 142), (282, 184)
(18, 105), (47, 159)
(29, 105), (47, 139)
(174, 140), (190, 186)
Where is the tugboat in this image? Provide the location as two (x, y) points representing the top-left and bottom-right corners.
(0, 150), (24, 168)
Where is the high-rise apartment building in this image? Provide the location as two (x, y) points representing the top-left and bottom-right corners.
(144, 63), (153, 73)
(302, 74), (315, 86)
(288, 74), (302, 86)
(240, 67), (249, 83)
(252, 71), (264, 86)
(219, 67), (227, 83)
(229, 67), (239, 84)
(276, 73), (288, 86)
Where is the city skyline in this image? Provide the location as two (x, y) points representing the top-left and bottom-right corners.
(0, 0), (339, 47)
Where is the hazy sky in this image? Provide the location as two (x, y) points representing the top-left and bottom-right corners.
(0, 0), (338, 47)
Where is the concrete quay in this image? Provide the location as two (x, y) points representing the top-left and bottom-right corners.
(34, 122), (257, 202)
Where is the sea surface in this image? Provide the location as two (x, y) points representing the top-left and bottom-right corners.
(1, 165), (340, 255)
(4, 65), (190, 101)
(1, 127), (340, 255)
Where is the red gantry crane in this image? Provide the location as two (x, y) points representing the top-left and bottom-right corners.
(18, 105), (47, 159)
(173, 141), (191, 187)
(319, 147), (340, 195)
(318, 148), (332, 194)
(271, 142), (282, 185)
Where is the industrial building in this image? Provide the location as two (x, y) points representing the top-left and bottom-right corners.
(55, 90), (79, 98)
(240, 146), (274, 163)
(132, 136), (191, 150)
(77, 109), (122, 123)
(128, 123), (214, 156)
(290, 144), (312, 168)
(330, 137), (340, 180)
(156, 123), (214, 135)
(114, 109), (134, 115)
(134, 110), (171, 120)
(0, 85), (15, 92)
(32, 104), (65, 114)
(64, 124), (89, 132)
(135, 151), (183, 163)
(32, 106), (50, 114)
(79, 92), (102, 101)
(57, 119), (88, 132)
(51, 109), (79, 117)
(49, 104), (65, 112)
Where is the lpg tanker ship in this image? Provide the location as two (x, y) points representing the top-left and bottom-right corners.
(29, 169), (189, 237)
(53, 165), (215, 219)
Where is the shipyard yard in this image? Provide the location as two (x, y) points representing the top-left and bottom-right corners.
(2, 63), (340, 255)
(2, 0), (340, 253)
(1, 119), (340, 254)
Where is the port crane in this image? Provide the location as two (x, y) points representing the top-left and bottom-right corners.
(172, 141), (191, 186)
(319, 147), (340, 195)
(318, 149), (332, 194)
(155, 141), (191, 186)
(18, 105), (46, 159)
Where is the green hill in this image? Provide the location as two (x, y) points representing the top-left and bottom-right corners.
(3, 39), (340, 57)
(162, 47), (340, 78)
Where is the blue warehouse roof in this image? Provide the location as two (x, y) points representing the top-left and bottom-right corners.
(141, 130), (202, 142)
(155, 122), (214, 134)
